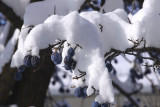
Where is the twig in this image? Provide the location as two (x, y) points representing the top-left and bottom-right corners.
(21, 25), (34, 29)
(88, 86), (97, 97)
(72, 69), (86, 80)
(54, 5), (56, 15)
(74, 44), (83, 50)
(99, 24), (103, 32)
(112, 81), (139, 107)
(121, 54), (132, 63)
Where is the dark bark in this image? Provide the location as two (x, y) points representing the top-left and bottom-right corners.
(8, 48), (55, 107)
(0, 46), (55, 107)
(0, 63), (17, 105)
(0, 1), (23, 29)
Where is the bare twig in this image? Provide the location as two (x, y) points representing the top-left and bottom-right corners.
(72, 69), (86, 80)
(99, 24), (103, 32)
(88, 86), (97, 97)
(105, 38), (160, 66)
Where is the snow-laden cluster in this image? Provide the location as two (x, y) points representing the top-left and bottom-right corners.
(12, 11), (115, 103)
(9, 0), (160, 105)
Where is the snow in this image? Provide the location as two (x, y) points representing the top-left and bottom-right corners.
(24, 0), (56, 26)
(0, 29), (19, 74)
(1, 0), (29, 19)
(11, 26), (31, 68)
(8, 0), (160, 104)
(143, 0), (160, 13)
(129, 0), (160, 48)
(12, 11), (116, 103)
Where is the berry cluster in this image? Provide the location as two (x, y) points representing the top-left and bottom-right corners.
(64, 47), (77, 72)
(14, 55), (40, 81)
(105, 62), (113, 72)
(91, 101), (109, 107)
(23, 55), (40, 67)
(50, 42), (77, 73)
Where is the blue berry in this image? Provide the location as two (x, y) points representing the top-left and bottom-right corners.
(74, 88), (83, 98)
(23, 55), (32, 67)
(101, 103), (109, 107)
(106, 63), (112, 72)
(31, 56), (40, 66)
(18, 65), (25, 72)
(67, 47), (75, 57)
(74, 87), (87, 98)
(14, 72), (22, 81)
(82, 87), (87, 95)
(64, 56), (74, 70)
(91, 101), (100, 107)
(51, 52), (62, 64)
(64, 56), (74, 64)
(64, 64), (71, 70)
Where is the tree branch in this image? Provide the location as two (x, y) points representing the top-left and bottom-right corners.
(112, 81), (139, 107)
(104, 38), (160, 65)
(0, 1), (23, 29)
